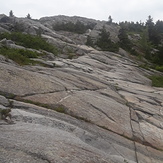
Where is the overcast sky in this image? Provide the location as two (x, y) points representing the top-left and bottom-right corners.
(1, 0), (163, 22)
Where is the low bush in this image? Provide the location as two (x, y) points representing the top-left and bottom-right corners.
(148, 75), (163, 87)
(155, 65), (163, 72)
(0, 47), (43, 65)
(0, 32), (58, 54)
(53, 21), (96, 34)
(96, 26), (119, 52)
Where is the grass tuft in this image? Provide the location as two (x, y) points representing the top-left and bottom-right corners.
(148, 75), (163, 87)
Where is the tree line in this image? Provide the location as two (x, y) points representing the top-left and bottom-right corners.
(9, 10), (32, 19)
(118, 16), (163, 66)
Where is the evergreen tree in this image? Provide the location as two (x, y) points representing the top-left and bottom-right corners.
(139, 28), (151, 54)
(9, 10), (14, 17)
(107, 15), (113, 24)
(118, 27), (132, 50)
(146, 15), (161, 45)
(86, 35), (94, 47)
(155, 20), (163, 34)
(96, 26), (118, 52)
(26, 13), (31, 19)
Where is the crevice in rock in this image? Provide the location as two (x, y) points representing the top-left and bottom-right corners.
(21, 90), (67, 97)
(128, 106), (163, 160)
(137, 121), (145, 142)
(0, 145), (51, 163)
(137, 97), (161, 106)
(131, 106), (154, 117)
(89, 103), (116, 123)
(138, 115), (163, 130)
(99, 91), (126, 105)
(150, 97), (163, 106)
(111, 143), (129, 161)
(25, 151), (51, 163)
(11, 95), (163, 153)
(21, 87), (108, 98)
(129, 107), (139, 163)
(145, 146), (153, 163)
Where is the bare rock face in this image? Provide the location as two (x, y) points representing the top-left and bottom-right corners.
(0, 46), (163, 163)
(0, 95), (9, 106)
(0, 61), (65, 96)
(0, 14), (163, 163)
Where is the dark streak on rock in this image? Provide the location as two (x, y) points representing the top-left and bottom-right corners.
(90, 103), (116, 123)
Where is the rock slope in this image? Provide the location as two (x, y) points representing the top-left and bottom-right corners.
(0, 15), (163, 163)
(0, 47), (163, 163)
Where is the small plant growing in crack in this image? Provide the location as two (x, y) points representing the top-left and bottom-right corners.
(54, 105), (66, 113)
(125, 101), (129, 106)
(124, 159), (129, 163)
(115, 85), (120, 91)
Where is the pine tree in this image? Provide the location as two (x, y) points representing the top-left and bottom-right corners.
(146, 15), (161, 45)
(96, 26), (118, 52)
(107, 15), (113, 24)
(9, 10), (14, 17)
(86, 36), (94, 47)
(26, 13), (31, 19)
(118, 27), (132, 50)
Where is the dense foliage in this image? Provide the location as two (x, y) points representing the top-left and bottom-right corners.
(53, 21), (96, 34)
(96, 26), (119, 52)
(86, 35), (94, 47)
(0, 32), (58, 54)
(118, 16), (163, 66)
(0, 32), (58, 65)
(0, 47), (43, 65)
(118, 27), (133, 51)
(148, 76), (163, 87)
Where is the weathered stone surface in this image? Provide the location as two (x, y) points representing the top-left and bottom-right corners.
(0, 47), (163, 162)
(0, 95), (9, 106)
(0, 102), (163, 163)
(0, 15), (163, 163)
(0, 62), (65, 96)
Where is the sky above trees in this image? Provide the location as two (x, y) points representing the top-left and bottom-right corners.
(1, 0), (163, 22)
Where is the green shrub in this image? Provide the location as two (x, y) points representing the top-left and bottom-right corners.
(138, 64), (150, 70)
(148, 75), (163, 87)
(0, 32), (58, 54)
(0, 47), (43, 65)
(53, 21), (96, 34)
(118, 27), (133, 51)
(96, 26), (119, 52)
(54, 106), (66, 113)
(155, 65), (163, 72)
(0, 91), (16, 99)
(86, 35), (94, 47)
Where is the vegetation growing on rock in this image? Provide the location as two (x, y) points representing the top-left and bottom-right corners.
(0, 14), (162, 70)
(0, 14), (163, 163)
(0, 32), (58, 54)
(53, 20), (96, 34)
(96, 26), (119, 52)
(0, 47), (44, 65)
(118, 16), (163, 68)
(148, 75), (163, 87)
